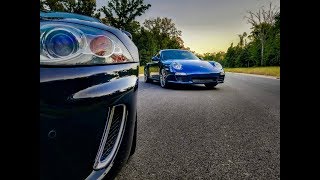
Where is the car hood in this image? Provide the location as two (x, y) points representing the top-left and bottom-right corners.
(40, 11), (101, 23)
(163, 59), (221, 73)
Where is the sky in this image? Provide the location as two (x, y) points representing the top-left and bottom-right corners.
(96, 0), (280, 54)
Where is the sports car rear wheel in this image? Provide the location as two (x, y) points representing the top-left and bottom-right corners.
(205, 82), (217, 89)
(160, 68), (170, 88)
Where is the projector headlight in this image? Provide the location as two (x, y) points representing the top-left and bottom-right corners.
(171, 62), (182, 70)
(40, 22), (135, 65)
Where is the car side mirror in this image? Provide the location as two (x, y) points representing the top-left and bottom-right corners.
(152, 56), (159, 61)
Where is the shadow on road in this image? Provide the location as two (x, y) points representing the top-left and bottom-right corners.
(147, 81), (221, 91)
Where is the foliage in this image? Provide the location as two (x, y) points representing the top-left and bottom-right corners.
(133, 17), (185, 65)
(99, 0), (151, 30)
(220, 4), (280, 68)
(40, 0), (98, 17)
(143, 17), (182, 38)
(200, 51), (226, 65)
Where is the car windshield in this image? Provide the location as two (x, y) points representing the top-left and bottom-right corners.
(162, 50), (199, 60)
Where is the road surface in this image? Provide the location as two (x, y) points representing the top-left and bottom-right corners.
(115, 72), (280, 180)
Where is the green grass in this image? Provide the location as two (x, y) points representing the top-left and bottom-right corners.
(139, 66), (144, 74)
(138, 66), (164, 74)
(139, 66), (280, 78)
(224, 66), (280, 78)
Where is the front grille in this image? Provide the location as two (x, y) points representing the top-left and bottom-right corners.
(192, 77), (217, 83)
(175, 76), (189, 82)
(93, 104), (126, 170)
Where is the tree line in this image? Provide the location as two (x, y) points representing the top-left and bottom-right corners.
(199, 3), (280, 67)
(40, 0), (280, 67)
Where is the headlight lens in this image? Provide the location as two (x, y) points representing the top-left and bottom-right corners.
(40, 22), (134, 65)
(89, 35), (114, 57)
(214, 62), (223, 69)
(172, 62), (182, 70)
(40, 26), (85, 61)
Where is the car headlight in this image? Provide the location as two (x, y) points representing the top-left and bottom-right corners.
(171, 62), (182, 70)
(214, 62), (223, 70)
(40, 22), (135, 65)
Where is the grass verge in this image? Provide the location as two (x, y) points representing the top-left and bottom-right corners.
(139, 66), (144, 75)
(224, 66), (280, 78)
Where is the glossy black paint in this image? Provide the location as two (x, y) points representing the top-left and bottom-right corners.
(40, 12), (139, 180)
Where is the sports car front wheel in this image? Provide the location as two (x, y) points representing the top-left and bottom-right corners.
(205, 82), (217, 89)
(160, 68), (170, 88)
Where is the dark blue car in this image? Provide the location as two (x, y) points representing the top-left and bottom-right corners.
(40, 11), (139, 180)
(144, 49), (225, 89)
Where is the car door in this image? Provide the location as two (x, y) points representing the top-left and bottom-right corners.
(149, 52), (161, 80)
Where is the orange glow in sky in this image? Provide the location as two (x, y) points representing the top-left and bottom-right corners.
(96, 0), (280, 54)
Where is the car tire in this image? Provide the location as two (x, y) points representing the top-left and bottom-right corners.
(205, 82), (217, 89)
(144, 68), (152, 83)
(159, 68), (170, 88)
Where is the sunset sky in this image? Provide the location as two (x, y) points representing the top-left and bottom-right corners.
(97, 0), (280, 54)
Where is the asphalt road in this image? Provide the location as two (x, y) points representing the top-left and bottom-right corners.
(115, 72), (280, 180)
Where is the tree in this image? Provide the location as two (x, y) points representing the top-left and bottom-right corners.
(129, 17), (185, 65)
(133, 28), (158, 65)
(40, 0), (47, 11)
(264, 13), (280, 66)
(65, 0), (97, 16)
(202, 53), (214, 60)
(224, 43), (237, 67)
(40, 0), (67, 12)
(245, 2), (279, 66)
(40, 0), (98, 17)
(215, 51), (226, 65)
(143, 17), (184, 49)
(99, 0), (151, 30)
(143, 17), (182, 38)
(238, 32), (247, 47)
(143, 17), (184, 50)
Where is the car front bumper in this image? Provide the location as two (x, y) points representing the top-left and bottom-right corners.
(166, 72), (225, 84)
(40, 63), (139, 180)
